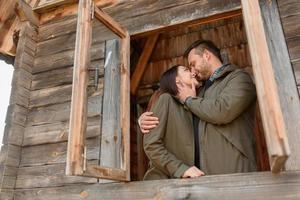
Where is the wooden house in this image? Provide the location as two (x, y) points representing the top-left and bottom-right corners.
(0, 0), (300, 199)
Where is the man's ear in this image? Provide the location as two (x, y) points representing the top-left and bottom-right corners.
(203, 50), (210, 60)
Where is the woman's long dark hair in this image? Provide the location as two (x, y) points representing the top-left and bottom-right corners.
(147, 65), (180, 111)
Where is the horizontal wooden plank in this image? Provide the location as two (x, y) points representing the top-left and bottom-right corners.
(31, 67), (73, 90)
(2, 123), (24, 146)
(14, 171), (300, 200)
(286, 36), (300, 61)
(35, 0), (118, 14)
(292, 60), (300, 85)
(34, 0), (77, 12)
(33, 43), (104, 74)
(0, 189), (13, 200)
(20, 138), (100, 167)
(278, 0), (300, 18)
(9, 84), (30, 108)
(0, 176), (16, 189)
(38, 0), (241, 41)
(23, 116), (101, 146)
(30, 84), (73, 108)
(0, 144), (21, 167)
(31, 60), (104, 90)
(26, 94), (102, 126)
(36, 31), (105, 57)
(0, 165), (17, 190)
(5, 104), (28, 127)
(30, 79), (103, 108)
(11, 68), (32, 90)
(16, 162), (97, 189)
(36, 31), (76, 57)
(0, 165), (18, 177)
(39, 16), (77, 40)
(281, 14), (300, 40)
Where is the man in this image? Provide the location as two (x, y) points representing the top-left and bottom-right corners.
(139, 40), (257, 175)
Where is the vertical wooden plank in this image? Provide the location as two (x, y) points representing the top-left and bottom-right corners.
(120, 33), (130, 180)
(241, 0), (290, 173)
(259, 0), (300, 170)
(100, 39), (121, 168)
(66, 0), (92, 175)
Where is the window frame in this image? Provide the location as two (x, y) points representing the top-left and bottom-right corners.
(66, 0), (292, 181)
(66, 0), (130, 181)
(241, 0), (290, 173)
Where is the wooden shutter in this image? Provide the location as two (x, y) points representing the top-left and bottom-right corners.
(241, 0), (291, 173)
(66, 0), (130, 181)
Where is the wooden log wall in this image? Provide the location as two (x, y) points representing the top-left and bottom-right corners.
(136, 15), (251, 98)
(0, 22), (36, 200)
(14, 0), (244, 190)
(278, 0), (300, 92)
(0, 0), (298, 198)
(15, 20), (109, 190)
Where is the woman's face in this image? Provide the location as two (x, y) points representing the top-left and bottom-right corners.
(176, 66), (199, 87)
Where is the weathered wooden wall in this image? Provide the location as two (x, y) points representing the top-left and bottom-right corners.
(12, 0), (244, 192)
(16, 19), (107, 191)
(0, 22), (36, 200)
(0, 0), (299, 199)
(136, 15), (251, 100)
(278, 0), (300, 89)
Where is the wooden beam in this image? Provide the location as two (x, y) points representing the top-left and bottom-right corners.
(34, 0), (77, 12)
(34, 0), (120, 13)
(84, 165), (127, 181)
(13, 171), (300, 200)
(259, 0), (300, 171)
(0, 18), (20, 56)
(39, 0), (242, 32)
(66, 0), (92, 176)
(0, 0), (19, 56)
(94, 5), (127, 38)
(130, 34), (159, 95)
(241, 0), (290, 173)
(132, 9), (242, 39)
(16, 0), (40, 26)
(120, 33), (130, 181)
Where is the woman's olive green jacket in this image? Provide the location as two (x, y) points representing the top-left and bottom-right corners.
(143, 93), (195, 180)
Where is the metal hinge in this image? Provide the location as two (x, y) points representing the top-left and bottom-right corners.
(88, 67), (102, 89)
(90, 1), (95, 20)
(83, 146), (87, 171)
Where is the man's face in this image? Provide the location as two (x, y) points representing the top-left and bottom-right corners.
(188, 49), (211, 81)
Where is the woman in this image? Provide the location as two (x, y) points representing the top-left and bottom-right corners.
(143, 65), (204, 180)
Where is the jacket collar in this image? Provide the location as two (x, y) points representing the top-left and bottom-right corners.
(212, 63), (236, 81)
(171, 94), (191, 110)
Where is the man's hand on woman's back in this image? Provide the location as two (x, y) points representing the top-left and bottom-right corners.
(138, 111), (159, 134)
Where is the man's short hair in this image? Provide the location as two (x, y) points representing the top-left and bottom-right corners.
(184, 40), (222, 62)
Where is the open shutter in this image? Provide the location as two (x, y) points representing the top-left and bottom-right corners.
(66, 0), (130, 181)
(241, 0), (291, 173)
